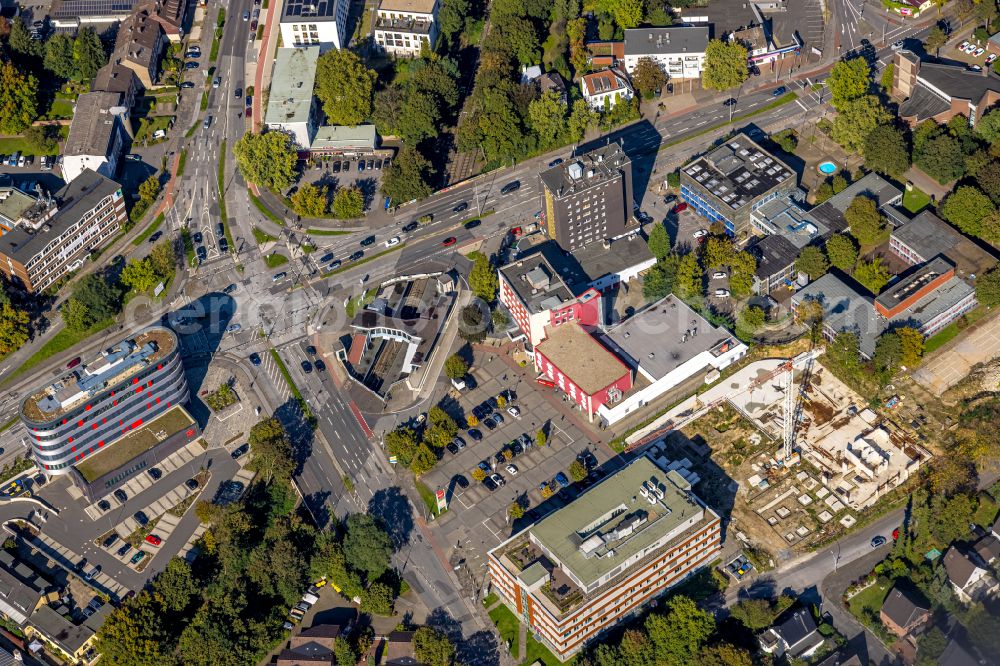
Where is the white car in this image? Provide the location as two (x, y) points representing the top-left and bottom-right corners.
(711, 271), (727, 280)
(975, 47), (986, 57)
(384, 236), (401, 247)
(891, 40), (904, 50)
(987, 54), (997, 64)
(960, 40), (971, 51)
(506, 406), (521, 418)
(714, 288), (730, 298)
(505, 464), (518, 475)
(965, 43), (978, 54)
(692, 229), (708, 239)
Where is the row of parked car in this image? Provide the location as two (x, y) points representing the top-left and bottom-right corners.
(285, 582), (324, 629)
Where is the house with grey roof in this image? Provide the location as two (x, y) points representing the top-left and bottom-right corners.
(879, 585), (929, 641)
(810, 172), (903, 235)
(791, 273), (881, 357)
(62, 91), (129, 184)
(759, 608), (825, 659)
(890, 209), (997, 280)
(265, 47), (321, 149)
(622, 26), (709, 80)
(944, 546), (997, 603)
(893, 49), (1000, 128)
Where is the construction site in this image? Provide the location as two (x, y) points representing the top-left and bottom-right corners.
(636, 352), (932, 562)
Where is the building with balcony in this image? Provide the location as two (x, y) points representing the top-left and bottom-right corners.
(540, 142), (634, 251)
(680, 135), (796, 238)
(373, 0), (438, 57)
(488, 456), (721, 661)
(0, 171), (126, 293)
(622, 27), (708, 81)
(280, 0), (348, 51)
(19, 326), (189, 475)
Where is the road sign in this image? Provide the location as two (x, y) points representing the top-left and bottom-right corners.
(388, 455), (397, 465)
(436, 489), (447, 512)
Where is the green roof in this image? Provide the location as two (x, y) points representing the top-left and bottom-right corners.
(528, 457), (711, 590)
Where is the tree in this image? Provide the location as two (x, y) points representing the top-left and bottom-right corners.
(444, 354), (468, 379)
(469, 254), (498, 302)
(382, 146), (433, 203)
(915, 132), (965, 184)
(702, 40), (748, 91)
(0, 62), (37, 135)
(8, 19), (40, 58)
(645, 0), (673, 26)
(508, 502), (525, 519)
(493, 16), (540, 66)
(332, 638), (357, 666)
(247, 417), (295, 482)
(290, 183), (328, 217)
(611, 0), (644, 28)
(864, 124), (910, 177)
(675, 253), (702, 299)
(410, 443), (438, 475)
(568, 98), (599, 142)
(23, 125), (57, 154)
(64, 274), (120, 331)
(44, 33), (76, 79)
(95, 592), (169, 666)
(569, 460), (587, 482)
(360, 581), (394, 615)
(646, 224), (671, 262)
(897, 326), (924, 368)
(315, 49), (377, 125)
(632, 57), (667, 98)
(73, 28), (106, 80)
(736, 305), (765, 338)
(828, 57), (871, 110)
(437, 0), (469, 48)
(831, 174), (849, 194)
(832, 95), (891, 153)
(386, 428), (419, 467)
(121, 258), (159, 293)
(941, 185), (996, 237)
(343, 514), (393, 581)
(697, 644), (753, 666)
(874, 330), (903, 375)
(828, 331), (861, 373)
(332, 186), (366, 219)
(536, 429), (547, 447)
(855, 257), (891, 294)
(643, 260), (677, 301)
(233, 131), (297, 191)
(814, 181), (834, 203)
(646, 596), (715, 664)
(977, 265), (1000, 306)
(528, 91), (566, 148)
(729, 598), (776, 630)
(0, 302), (29, 355)
(880, 62), (894, 92)
(925, 26), (947, 55)
(138, 175), (160, 206)
(413, 627), (456, 666)
(844, 196), (887, 245)
(795, 246), (829, 280)
(458, 303), (488, 343)
(728, 251), (757, 298)
(826, 234), (858, 271)
(977, 108), (1000, 144)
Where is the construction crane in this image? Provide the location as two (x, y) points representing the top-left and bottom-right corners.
(780, 352), (816, 461)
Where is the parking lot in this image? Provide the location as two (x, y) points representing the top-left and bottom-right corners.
(945, 38), (996, 69)
(298, 157), (390, 215)
(424, 351), (621, 569)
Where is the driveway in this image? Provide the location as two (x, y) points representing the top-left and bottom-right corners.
(913, 310), (1000, 393)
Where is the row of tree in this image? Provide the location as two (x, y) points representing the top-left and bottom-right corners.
(385, 406), (459, 475)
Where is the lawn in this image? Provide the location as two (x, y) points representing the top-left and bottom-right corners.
(253, 226), (278, 244)
(9, 317), (116, 384)
(524, 634), (564, 666)
(132, 213), (165, 246)
(177, 149), (188, 178)
(415, 479), (444, 516)
(264, 252), (289, 268)
(306, 228), (349, 236)
(268, 348), (316, 427)
(44, 98), (75, 120)
(924, 305), (988, 355)
(488, 604), (521, 661)
(75, 407), (193, 481)
(134, 115), (173, 144)
(482, 592), (498, 608)
(0, 133), (64, 156)
(902, 186), (932, 214)
(250, 191), (284, 225)
(847, 580), (890, 625)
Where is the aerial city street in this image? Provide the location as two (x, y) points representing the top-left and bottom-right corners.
(0, 0), (995, 663)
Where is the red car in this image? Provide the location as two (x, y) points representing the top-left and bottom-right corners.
(442, 237), (457, 247)
(673, 202), (689, 214)
(66, 357), (81, 369)
(145, 534), (162, 546)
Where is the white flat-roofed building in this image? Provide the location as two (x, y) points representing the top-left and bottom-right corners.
(373, 0), (438, 57)
(280, 0), (348, 51)
(264, 47), (320, 148)
(622, 27), (709, 80)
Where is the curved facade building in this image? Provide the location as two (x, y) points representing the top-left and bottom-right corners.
(20, 326), (189, 474)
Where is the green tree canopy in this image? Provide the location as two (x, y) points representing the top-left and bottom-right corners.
(976, 107), (1000, 144)
(941, 185), (996, 237)
(44, 33), (76, 79)
(292, 183), (330, 217)
(826, 233), (858, 271)
(675, 253), (702, 299)
(444, 354), (468, 379)
(247, 417), (295, 482)
(702, 39), (748, 91)
(828, 56), (871, 110)
(120, 258), (159, 293)
(233, 131), (297, 191)
(647, 223), (671, 261)
(469, 253), (498, 301)
(315, 49), (377, 125)
(864, 124), (910, 177)
(73, 28), (107, 80)
(632, 57), (668, 97)
(568, 98), (599, 141)
(332, 186), (365, 219)
(831, 95), (891, 153)
(915, 132), (965, 184)
(528, 90), (567, 148)
(343, 514), (393, 581)
(855, 257), (891, 294)
(977, 265), (1000, 307)
(0, 61), (38, 135)
(382, 146), (433, 203)
(0, 302), (29, 355)
(924, 26), (948, 55)
(795, 245), (830, 280)
(844, 196), (887, 245)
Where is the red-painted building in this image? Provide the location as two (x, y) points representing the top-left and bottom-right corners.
(534, 321), (632, 421)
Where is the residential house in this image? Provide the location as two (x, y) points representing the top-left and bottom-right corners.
(62, 92), (130, 184)
(280, 0), (349, 51)
(373, 0), (438, 57)
(91, 64), (142, 109)
(275, 624), (342, 666)
(939, 639), (984, 666)
(973, 534), (1000, 565)
(892, 50), (1000, 127)
(944, 546), (997, 603)
(621, 27), (709, 81)
(385, 630), (426, 666)
(580, 65), (633, 110)
(759, 608), (826, 659)
(111, 4), (168, 89)
(879, 586), (930, 641)
(538, 71), (568, 104)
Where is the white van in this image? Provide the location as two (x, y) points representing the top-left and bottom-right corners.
(301, 592), (319, 605)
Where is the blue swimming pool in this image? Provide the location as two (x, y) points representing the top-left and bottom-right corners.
(818, 161), (837, 175)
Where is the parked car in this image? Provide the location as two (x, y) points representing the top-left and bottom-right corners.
(102, 533), (119, 548)
(453, 474), (469, 489)
(145, 534), (162, 546)
(113, 489), (128, 503)
(446, 442), (460, 455)
(464, 219), (481, 229)
(212, 76), (221, 88)
(870, 535), (887, 548)
(185, 61), (199, 69)
(146, 467), (162, 481)
(223, 283), (238, 294)
(249, 352), (262, 366)
(772, 86), (786, 96)
(891, 40), (905, 50)
(490, 473), (506, 487)
(67, 356), (81, 369)
(548, 158), (563, 167)
(505, 464), (518, 475)
(711, 271), (727, 280)
(554, 472), (570, 488)
(315, 359), (326, 372)
(713, 288), (730, 298)
(133, 511), (149, 526)
(301, 360), (313, 373)
(185, 478), (200, 491)
(130, 551), (146, 565)
(272, 272), (287, 282)
(692, 229), (708, 239)
(506, 406), (521, 418)
(234, 87), (242, 98)
(98, 499), (111, 512)
(231, 443), (250, 459)
(975, 47), (986, 57)
(226, 323), (241, 333)
(467, 428), (482, 441)
(482, 416), (497, 430)
(117, 543), (132, 557)
(483, 476), (498, 491)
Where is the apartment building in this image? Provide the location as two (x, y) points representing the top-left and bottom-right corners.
(63, 92), (129, 184)
(540, 142), (634, 251)
(622, 27), (709, 80)
(280, 0), (349, 51)
(680, 135), (796, 238)
(580, 65), (633, 110)
(488, 456), (721, 661)
(19, 326), (190, 474)
(264, 47), (321, 148)
(0, 171), (126, 293)
(373, 0), (438, 57)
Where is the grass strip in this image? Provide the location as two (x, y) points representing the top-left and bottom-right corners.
(250, 190), (284, 225)
(659, 92), (799, 152)
(268, 348), (316, 428)
(253, 226), (278, 244)
(217, 140), (235, 249)
(306, 228), (350, 236)
(176, 149), (188, 178)
(0, 415), (19, 434)
(322, 244), (405, 278)
(200, 91), (209, 111)
(10, 318), (115, 383)
(132, 213), (165, 246)
(181, 228), (196, 267)
(264, 253), (289, 268)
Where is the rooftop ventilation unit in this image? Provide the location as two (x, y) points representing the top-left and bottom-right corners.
(567, 162), (583, 180)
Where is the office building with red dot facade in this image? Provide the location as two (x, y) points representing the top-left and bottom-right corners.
(19, 326), (189, 475)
